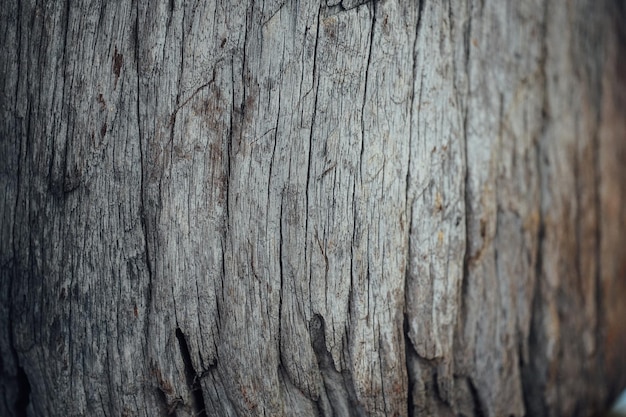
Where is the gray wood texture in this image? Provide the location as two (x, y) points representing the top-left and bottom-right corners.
(1, 0), (626, 416)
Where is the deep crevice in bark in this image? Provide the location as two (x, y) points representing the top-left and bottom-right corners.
(458, 0), (472, 351)
(134, 0), (155, 350)
(416, 0), (425, 36)
(521, 259), (547, 417)
(175, 328), (208, 417)
(406, 339), (456, 416)
(403, 314), (416, 417)
(14, 366), (31, 417)
(277, 193), (285, 368)
(466, 377), (486, 417)
(359, 1), (376, 178)
(309, 314), (366, 417)
(403, 3), (423, 413)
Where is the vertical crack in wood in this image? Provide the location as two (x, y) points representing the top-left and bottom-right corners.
(416, 0), (425, 38)
(405, 315), (456, 416)
(6, 310), (31, 417)
(226, 59), (234, 233)
(278, 192), (285, 364)
(305, 6), (322, 315)
(376, 323), (389, 415)
(459, 0), (473, 380)
(466, 377), (486, 417)
(309, 314), (366, 417)
(175, 328), (207, 417)
(521, 2), (549, 414)
(15, 366), (30, 417)
(359, 3), (375, 179)
(404, 1), (424, 415)
(134, 0), (154, 345)
(403, 314), (416, 417)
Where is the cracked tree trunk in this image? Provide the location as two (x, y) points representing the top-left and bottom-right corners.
(1, 1), (626, 416)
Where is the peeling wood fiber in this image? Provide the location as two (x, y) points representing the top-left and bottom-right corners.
(1, 0), (626, 416)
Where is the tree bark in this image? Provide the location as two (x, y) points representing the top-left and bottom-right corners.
(1, 0), (626, 416)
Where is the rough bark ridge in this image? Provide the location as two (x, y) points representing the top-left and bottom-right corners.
(1, 0), (625, 416)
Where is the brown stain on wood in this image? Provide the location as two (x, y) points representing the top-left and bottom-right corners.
(467, 216), (490, 265)
(97, 93), (106, 110)
(243, 86), (258, 126)
(434, 191), (443, 213)
(523, 209), (540, 233)
(382, 14), (390, 36)
(173, 144), (191, 161)
(191, 87), (226, 132)
(151, 363), (175, 396)
(479, 218), (487, 238)
(322, 16), (337, 40)
(207, 142), (222, 164)
(240, 386), (258, 410)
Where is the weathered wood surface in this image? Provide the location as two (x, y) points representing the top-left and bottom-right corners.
(1, 0), (626, 416)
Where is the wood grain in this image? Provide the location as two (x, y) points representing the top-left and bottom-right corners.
(1, 0), (625, 416)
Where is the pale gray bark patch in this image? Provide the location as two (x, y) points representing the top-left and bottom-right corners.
(1, 0), (626, 416)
